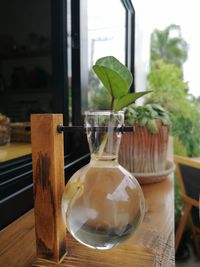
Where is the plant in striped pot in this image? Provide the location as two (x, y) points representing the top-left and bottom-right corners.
(119, 103), (173, 184)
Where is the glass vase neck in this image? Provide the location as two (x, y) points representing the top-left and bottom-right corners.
(85, 110), (124, 161)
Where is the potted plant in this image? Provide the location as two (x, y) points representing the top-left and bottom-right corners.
(119, 103), (173, 184)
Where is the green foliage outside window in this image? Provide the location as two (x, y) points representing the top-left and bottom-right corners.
(145, 59), (200, 157)
(151, 24), (188, 69)
(147, 24), (200, 231)
(146, 24), (200, 158)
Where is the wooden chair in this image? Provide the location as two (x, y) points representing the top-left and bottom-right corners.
(174, 155), (200, 256)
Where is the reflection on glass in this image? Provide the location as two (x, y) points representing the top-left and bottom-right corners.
(0, 0), (52, 162)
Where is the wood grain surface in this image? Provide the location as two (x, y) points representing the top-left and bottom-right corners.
(31, 114), (67, 262)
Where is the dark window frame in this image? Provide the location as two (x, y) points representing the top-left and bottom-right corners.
(51, 0), (69, 126)
(121, 0), (136, 92)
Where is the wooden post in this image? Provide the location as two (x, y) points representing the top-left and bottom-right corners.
(31, 114), (67, 263)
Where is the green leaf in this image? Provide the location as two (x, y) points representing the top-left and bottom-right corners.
(147, 119), (158, 134)
(114, 91), (151, 111)
(159, 116), (171, 126)
(150, 103), (166, 112)
(92, 66), (128, 98)
(138, 117), (148, 126)
(93, 56), (133, 98)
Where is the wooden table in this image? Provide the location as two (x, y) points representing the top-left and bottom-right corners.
(0, 176), (175, 267)
(0, 142), (31, 162)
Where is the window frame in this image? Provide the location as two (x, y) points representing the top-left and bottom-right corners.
(121, 0), (136, 92)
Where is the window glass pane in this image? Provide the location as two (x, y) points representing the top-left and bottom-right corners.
(86, 0), (126, 111)
(0, 0), (52, 162)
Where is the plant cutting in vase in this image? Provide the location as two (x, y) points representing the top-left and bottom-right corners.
(92, 56), (150, 158)
(119, 103), (173, 184)
(61, 56), (150, 250)
(92, 56), (149, 111)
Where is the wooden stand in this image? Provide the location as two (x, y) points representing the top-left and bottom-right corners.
(29, 114), (174, 267)
(31, 114), (67, 263)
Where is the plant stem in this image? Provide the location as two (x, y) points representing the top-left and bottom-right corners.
(108, 96), (114, 155)
(110, 97), (115, 111)
(97, 97), (115, 158)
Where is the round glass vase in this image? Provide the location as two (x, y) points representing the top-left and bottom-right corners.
(62, 111), (145, 250)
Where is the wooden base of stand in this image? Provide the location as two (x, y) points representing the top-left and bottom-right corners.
(33, 231), (155, 267)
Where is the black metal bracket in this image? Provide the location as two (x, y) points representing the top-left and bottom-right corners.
(57, 125), (135, 134)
